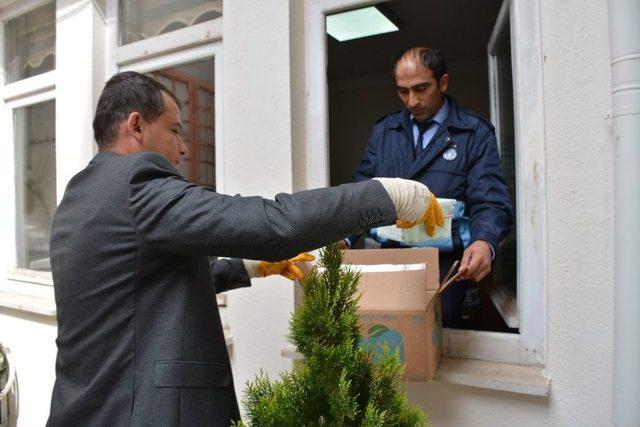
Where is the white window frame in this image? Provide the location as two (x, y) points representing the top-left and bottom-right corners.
(304, 0), (546, 367)
(105, 0), (225, 192)
(0, 0), (57, 289)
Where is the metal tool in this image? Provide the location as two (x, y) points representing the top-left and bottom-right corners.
(427, 260), (462, 310)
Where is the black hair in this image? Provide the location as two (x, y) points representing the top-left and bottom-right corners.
(93, 71), (181, 149)
(393, 47), (448, 81)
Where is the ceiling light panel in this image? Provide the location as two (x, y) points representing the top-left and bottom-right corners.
(326, 7), (398, 42)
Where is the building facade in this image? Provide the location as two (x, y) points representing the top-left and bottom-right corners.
(0, 0), (636, 425)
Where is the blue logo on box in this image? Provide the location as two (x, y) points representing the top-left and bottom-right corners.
(359, 324), (405, 363)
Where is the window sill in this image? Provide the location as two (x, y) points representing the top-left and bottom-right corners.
(281, 345), (550, 397)
(223, 327), (233, 348)
(281, 344), (303, 360)
(0, 291), (56, 317)
(7, 269), (53, 286)
(217, 293), (227, 307)
(433, 357), (549, 396)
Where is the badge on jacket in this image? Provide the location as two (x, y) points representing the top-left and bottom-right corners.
(443, 146), (457, 161)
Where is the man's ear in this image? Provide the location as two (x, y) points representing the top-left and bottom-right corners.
(125, 112), (144, 142)
(438, 74), (449, 93)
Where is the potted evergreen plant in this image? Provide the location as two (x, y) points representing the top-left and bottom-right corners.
(236, 244), (427, 426)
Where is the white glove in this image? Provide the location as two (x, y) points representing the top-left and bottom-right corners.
(373, 177), (444, 236)
(242, 259), (261, 278)
(373, 177), (431, 224)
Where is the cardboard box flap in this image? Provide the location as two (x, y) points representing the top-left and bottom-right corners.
(357, 269), (427, 310)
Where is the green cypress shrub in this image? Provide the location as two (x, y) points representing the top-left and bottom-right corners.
(235, 244), (427, 426)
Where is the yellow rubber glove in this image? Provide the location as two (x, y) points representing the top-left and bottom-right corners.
(396, 192), (444, 237)
(257, 253), (315, 281)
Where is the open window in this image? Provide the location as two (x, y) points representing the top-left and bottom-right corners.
(305, 0), (546, 367)
(326, 0), (513, 333)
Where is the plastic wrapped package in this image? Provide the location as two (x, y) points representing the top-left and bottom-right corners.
(376, 198), (457, 246)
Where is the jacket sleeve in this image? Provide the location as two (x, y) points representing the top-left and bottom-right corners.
(348, 125), (384, 246)
(210, 258), (251, 294)
(465, 124), (514, 254)
(127, 152), (396, 261)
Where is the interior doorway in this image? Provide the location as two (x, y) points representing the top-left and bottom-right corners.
(326, 0), (516, 333)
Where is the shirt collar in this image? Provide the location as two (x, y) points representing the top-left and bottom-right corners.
(410, 98), (450, 126)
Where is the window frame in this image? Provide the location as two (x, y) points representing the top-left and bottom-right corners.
(304, 0), (547, 367)
(106, 0), (225, 192)
(486, 0), (518, 329)
(1, 0), (57, 286)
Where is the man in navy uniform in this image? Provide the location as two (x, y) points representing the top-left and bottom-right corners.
(347, 47), (513, 327)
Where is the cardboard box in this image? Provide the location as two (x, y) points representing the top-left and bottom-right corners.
(343, 248), (441, 381)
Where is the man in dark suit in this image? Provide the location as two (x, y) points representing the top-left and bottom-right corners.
(47, 71), (443, 426)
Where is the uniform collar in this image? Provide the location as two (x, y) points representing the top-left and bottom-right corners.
(387, 95), (474, 131)
(410, 98), (449, 126)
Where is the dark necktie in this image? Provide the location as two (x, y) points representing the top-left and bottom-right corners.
(414, 119), (436, 160)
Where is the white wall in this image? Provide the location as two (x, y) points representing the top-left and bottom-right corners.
(221, 0), (297, 407)
(406, 0), (616, 425)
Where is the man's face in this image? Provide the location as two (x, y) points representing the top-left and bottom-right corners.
(140, 92), (188, 167)
(395, 59), (448, 122)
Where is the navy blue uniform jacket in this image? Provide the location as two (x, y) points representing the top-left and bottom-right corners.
(353, 96), (513, 255)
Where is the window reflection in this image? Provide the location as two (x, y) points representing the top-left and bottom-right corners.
(120, 0), (222, 45)
(4, 2), (56, 83)
(14, 100), (56, 271)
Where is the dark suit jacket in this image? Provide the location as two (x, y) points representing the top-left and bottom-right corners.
(47, 151), (395, 426)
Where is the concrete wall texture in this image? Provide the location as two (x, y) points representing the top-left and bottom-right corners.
(0, 0), (618, 426)
(222, 0), (297, 405)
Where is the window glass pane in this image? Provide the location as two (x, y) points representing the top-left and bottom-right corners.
(4, 2), (56, 84)
(120, 0), (222, 45)
(494, 24), (517, 301)
(14, 100), (56, 271)
(148, 57), (216, 189)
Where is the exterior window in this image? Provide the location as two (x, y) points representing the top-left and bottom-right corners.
(150, 58), (216, 188)
(119, 0), (222, 45)
(313, 0), (545, 366)
(14, 100), (56, 272)
(4, 2), (56, 83)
